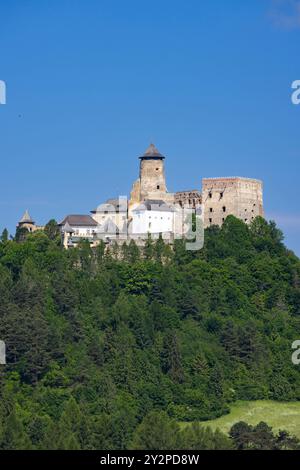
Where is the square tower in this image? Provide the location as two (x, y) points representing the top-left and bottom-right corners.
(202, 177), (263, 227)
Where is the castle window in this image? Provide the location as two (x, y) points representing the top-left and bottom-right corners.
(219, 192), (224, 199)
(156, 168), (159, 171)
(209, 208), (213, 213)
(157, 185), (160, 189)
(222, 206), (226, 212)
(208, 192), (212, 199)
(244, 219), (248, 222)
(209, 218), (212, 224)
(222, 218), (225, 222)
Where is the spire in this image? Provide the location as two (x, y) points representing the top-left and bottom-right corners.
(19, 209), (34, 224)
(140, 143), (165, 159)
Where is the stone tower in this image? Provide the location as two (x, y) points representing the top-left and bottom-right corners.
(202, 177), (264, 227)
(129, 144), (173, 211)
(18, 209), (36, 232)
(139, 143), (167, 199)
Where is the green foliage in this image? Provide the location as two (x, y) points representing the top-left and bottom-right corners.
(229, 421), (300, 450)
(0, 216), (299, 450)
(1, 228), (9, 243)
(44, 219), (61, 242)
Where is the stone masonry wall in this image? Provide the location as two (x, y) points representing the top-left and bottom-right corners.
(139, 158), (167, 200)
(202, 177), (263, 228)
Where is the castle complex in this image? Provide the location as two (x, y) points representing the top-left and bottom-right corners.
(17, 144), (264, 248)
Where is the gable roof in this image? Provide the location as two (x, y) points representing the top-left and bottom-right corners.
(58, 215), (98, 227)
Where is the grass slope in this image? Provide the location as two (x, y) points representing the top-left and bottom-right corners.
(190, 401), (300, 438)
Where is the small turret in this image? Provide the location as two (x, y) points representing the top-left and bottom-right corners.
(18, 209), (36, 232)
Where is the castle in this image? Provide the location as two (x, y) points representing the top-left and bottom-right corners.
(17, 144), (264, 248)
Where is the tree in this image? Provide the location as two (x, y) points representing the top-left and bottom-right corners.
(15, 226), (29, 242)
(127, 240), (140, 263)
(143, 233), (154, 260)
(160, 330), (184, 383)
(56, 398), (88, 450)
(130, 411), (180, 450)
(1, 228), (9, 242)
(180, 423), (233, 450)
(1, 410), (32, 450)
(229, 421), (300, 450)
(44, 219), (60, 241)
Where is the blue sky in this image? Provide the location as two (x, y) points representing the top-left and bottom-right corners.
(0, 0), (299, 254)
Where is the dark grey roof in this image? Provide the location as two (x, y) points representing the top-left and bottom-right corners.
(58, 215), (98, 227)
(140, 143), (165, 159)
(133, 199), (175, 212)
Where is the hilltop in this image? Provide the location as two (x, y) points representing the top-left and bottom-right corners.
(0, 215), (300, 449)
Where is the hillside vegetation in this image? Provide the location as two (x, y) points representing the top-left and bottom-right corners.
(185, 400), (300, 439)
(0, 216), (300, 449)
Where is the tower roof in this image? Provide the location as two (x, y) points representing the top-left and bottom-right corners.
(140, 143), (165, 159)
(62, 221), (75, 233)
(19, 209), (34, 224)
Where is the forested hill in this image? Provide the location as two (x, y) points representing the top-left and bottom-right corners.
(0, 215), (300, 450)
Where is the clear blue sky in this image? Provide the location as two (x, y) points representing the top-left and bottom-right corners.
(0, 0), (299, 254)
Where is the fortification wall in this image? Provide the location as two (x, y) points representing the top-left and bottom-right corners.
(202, 177), (263, 227)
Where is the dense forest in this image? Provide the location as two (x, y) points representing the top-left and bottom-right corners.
(0, 215), (300, 450)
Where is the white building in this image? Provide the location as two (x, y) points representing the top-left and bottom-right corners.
(59, 214), (98, 248)
(131, 199), (175, 236)
(91, 197), (127, 233)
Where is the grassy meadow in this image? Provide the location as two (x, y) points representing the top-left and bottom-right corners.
(183, 401), (300, 438)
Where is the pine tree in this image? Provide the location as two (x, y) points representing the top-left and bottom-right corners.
(143, 233), (154, 260)
(160, 330), (184, 383)
(2, 410), (32, 450)
(130, 411), (180, 450)
(1, 228), (9, 243)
